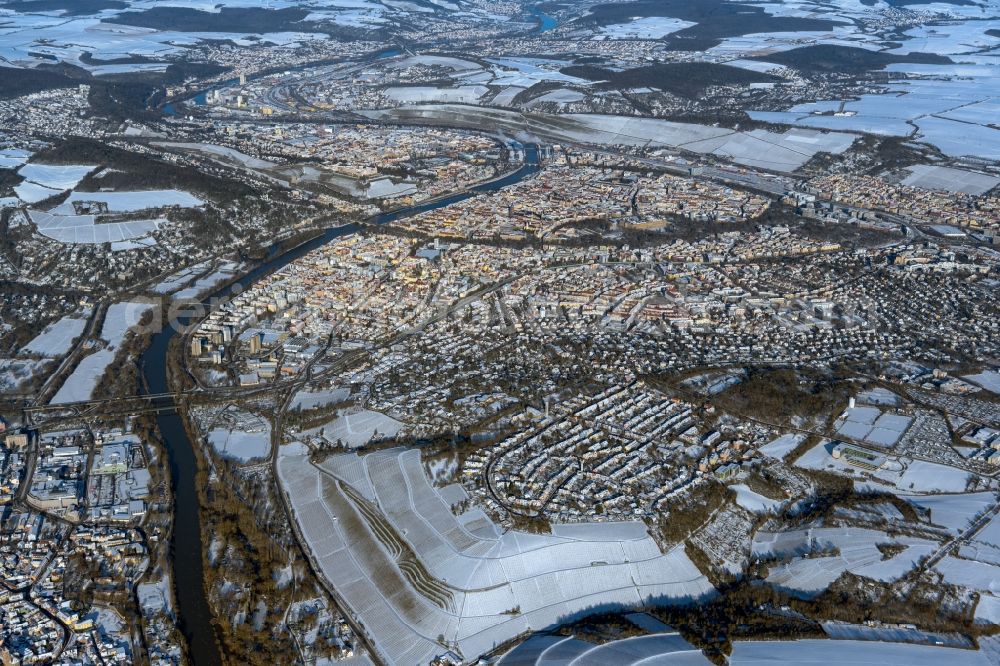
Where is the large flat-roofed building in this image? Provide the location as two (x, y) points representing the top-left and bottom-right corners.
(831, 442), (886, 471)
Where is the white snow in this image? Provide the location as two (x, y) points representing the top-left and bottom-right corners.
(171, 265), (239, 300)
(895, 460), (974, 494)
(306, 409), (403, 448)
(537, 632), (709, 663)
(901, 165), (999, 196)
(529, 89), (586, 107)
(277, 447), (715, 666)
(290, 388), (351, 411)
(795, 440), (974, 494)
(153, 142), (276, 169)
(22, 316), (87, 357)
(151, 263), (209, 295)
(207, 425), (272, 462)
(598, 17), (695, 40)
(0, 358), (47, 392)
(754, 527), (936, 595)
(759, 433), (805, 460)
(976, 594), (1000, 624)
(0, 149), (31, 168)
(902, 492), (996, 534)
(137, 577), (170, 615)
(731, 484), (785, 514)
(936, 556), (1000, 594)
(50, 349), (116, 404)
(730, 639), (992, 665)
(385, 85), (488, 105)
(101, 301), (155, 349)
(490, 86), (526, 106)
(0, 12), (327, 70)
(368, 104), (854, 173)
(749, 74), (1000, 160)
(964, 371), (1000, 396)
(389, 55), (480, 71)
(17, 163), (96, 190)
(28, 208), (167, 245)
(15, 181), (62, 203)
(54, 189), (203, 213)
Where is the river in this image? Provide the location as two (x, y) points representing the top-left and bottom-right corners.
(532, 7), (558, 33)
(140, 145), (540, 665)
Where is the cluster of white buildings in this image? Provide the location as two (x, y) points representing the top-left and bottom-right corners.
(808, 174), (1000, 233)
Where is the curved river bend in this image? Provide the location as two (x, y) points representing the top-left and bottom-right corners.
(141, 146), (540, 665)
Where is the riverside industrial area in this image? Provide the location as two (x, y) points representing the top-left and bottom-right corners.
(2, 0), (1000, 664)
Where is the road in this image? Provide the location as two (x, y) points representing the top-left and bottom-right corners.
(922, 496), (1000, 571)
(33, 302), (106, 407)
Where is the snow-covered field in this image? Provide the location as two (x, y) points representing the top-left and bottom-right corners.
(388, 55), (480, 72)
(834, 406), (911, 448)
(795, 440), (973, 494)
(498, 631), (709, 665)
(856, 387), (902, 407)
(976, 594), (1000, 624)
(0, 358), (46, 392)
(50, 349), (116, 404)
(29, 208), (166, 245)
(384, 85), (488, 104)
(363, 177), (418, 200)
(364, 105), (855, 173)
(490, 86), (526, 106)
(729, 639), (992, 665)
(14, 181), (62, 204)
(902, 492), (996, 534)
(101, 301), (155, 348)
(731, 484), (785, 514)
(486, 57), (584, 87)
(40, 301), (154, 402)
(154, 142), (276, 170)
(821, 621), (971, 648)
(151, 263), (210, 295)
(21, 185), (199, 244)
(921, 494), (1000, 614)
(754, 527), (936, 595)
(936, 556), (1000, 594)
(207, 425), (271, 462)
(22, 316), (87, 357)
(750, 76), (1000, 160)
(0, 148), (30, 169)
(278, 446), (714, 665)
(528, 89), (585, 107)
(18, 163), (95, 190)
(171, 264), (240, 300)
(555, 116), (856, 172)
(305, 409), (403, 448)
(759, 433), (804, 460)
(597, 17), (695, 40)
(901, 165), (999, 196)
(964, 371), (1000, 395)
(54, 189), (203, 213)
(0, 8), (327, 70)
(291, 388), (351, 411)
